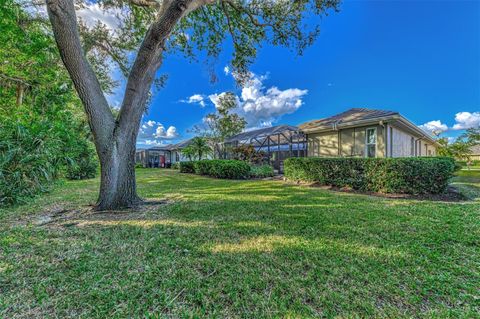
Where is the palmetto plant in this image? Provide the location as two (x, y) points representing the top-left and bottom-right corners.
(0, 121), (62, 206)
(190, 137), (212, 160)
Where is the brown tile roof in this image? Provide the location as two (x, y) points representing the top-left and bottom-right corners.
(299, 108), (399, 131)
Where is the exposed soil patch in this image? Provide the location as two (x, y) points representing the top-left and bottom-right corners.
(20, 199), (174, 228)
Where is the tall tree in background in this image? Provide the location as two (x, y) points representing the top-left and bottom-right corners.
(437, 137), (472, 162)
(204, 92), (246, 158)
(44, 0), (340, 210)
(464, 128), (480, 146)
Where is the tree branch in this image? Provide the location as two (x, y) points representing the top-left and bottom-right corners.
(129, 0), (161, 7)
(223, 0), (273, 28)
(46, 0), (115, 155)
(117, 0), (214, 140)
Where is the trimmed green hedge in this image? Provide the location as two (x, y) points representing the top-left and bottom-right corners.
(284, 157), (456, 194)
(179, 161), (195, 173)
(193, 160), (251, 179)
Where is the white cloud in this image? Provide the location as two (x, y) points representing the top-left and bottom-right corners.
(224, 66), (230, 75)
(154, 125), (178, 139)
(419, 120), (448, 136)
(452, 111), (480, 130)
(77, 3), (123, 31)
(208, 73), (308, 128)
(146, 120), (157, 127)
(181, 94), (206, 107)
(144, 140), (167, 147)
(138, 120), (179, 148)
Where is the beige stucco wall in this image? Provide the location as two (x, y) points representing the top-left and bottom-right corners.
(389, 126), (414, 157)
(387, 125), (437, 157)
(422, 141), (437, 156)
(307, 125), (385, 158)
(307, 131), (339, 157)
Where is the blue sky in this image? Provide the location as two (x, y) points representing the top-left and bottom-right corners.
(102, 0), (480, 147)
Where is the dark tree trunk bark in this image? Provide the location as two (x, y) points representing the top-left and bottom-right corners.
(96, 138), (141, 210)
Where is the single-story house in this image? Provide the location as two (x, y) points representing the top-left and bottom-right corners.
(299, 108), (439, 158)
(138, 108), (439, 171)
(135, 139), (194, 168)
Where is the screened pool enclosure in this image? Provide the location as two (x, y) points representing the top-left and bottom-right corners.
(224, 125), (307, 173)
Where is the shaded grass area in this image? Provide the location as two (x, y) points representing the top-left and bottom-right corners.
(1, 169), (479, 318)
(452, 169), (480, 201)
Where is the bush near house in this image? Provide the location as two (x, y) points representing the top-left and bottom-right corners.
(194, 160), (251, 179)
(179, 161), (196, 173)
(284, 157), (456, 194)
(250, 165), (275, 178)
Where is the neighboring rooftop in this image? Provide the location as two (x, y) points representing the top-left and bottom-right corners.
(225, 125), (302, 144)
(299, 108), (399, 131)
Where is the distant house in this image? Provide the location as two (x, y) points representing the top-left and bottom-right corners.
(135, 139), (194, 168)
(299, 108), (439, 158)
(470, 145), (480, 161)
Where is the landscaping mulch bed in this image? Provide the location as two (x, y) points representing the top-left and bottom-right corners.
(298, 182), (466, 202)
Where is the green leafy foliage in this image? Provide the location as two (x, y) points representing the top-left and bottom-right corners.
(190, 137), (212, 160)
(181, 145), (197, 161)
(0, 121), (62, 206)
(179, 161), (196, 173)
(0, 0), (98, 206)
(284, 157), (456, 194)
(199, 92), (247, 158)
(249, 165), (274, 178)
(65, 142), (99, 180)
(194, 160), (251, 179)
(437, 137), (472, 161)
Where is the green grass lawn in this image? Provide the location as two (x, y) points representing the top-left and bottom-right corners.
(1, 169), (479, 318)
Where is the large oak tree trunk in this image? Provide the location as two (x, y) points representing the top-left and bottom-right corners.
(96, 138), (141, 210)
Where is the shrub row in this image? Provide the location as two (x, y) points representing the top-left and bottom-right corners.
(179, 161), (196, 173)
(284, 157), (456, 194)
(194, 160), (251, 179)
(180, 160), (276, 180)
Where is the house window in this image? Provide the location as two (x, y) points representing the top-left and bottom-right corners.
(365, 128), (377, 158)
